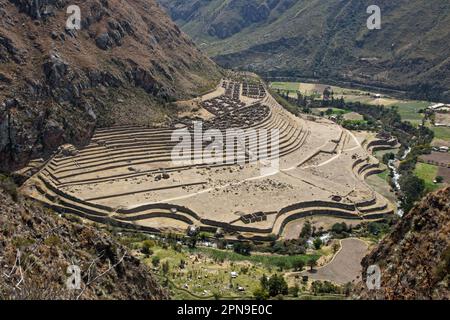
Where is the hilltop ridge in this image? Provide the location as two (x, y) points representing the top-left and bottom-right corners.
(0, 0), (222, 171)
(159, 0), (450, 101)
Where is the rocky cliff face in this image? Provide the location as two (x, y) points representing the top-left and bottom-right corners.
(0, 180), (168, 300)
(356, 187), (449, 300)
(0, 0), (221, 171)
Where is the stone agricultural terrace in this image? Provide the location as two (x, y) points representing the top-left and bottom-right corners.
(22, 78), (396, 240)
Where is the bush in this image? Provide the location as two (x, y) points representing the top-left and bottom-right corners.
(253, 287), (269, 300)
(0, 174), (18, 202)
(311, 281), (341, 295)
(141, 240), (155, 255)
(162, 261), (170, 275)
(289, 284), (300, 297)
(293, 260), (305, 271)
(151, 256), (160, 267)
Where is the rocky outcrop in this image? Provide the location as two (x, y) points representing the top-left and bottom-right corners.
(355, 187), (449, 300)
(0, 0), (222, 172)
(0, 183), (168, 300)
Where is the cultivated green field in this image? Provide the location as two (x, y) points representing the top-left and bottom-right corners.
(431, 127), (450, 141)
(271, 81), (450, 147)
(414, 163), (444, 192)
(270, 82), (431, 125)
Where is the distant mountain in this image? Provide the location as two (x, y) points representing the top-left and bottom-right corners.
(0, 0), (222, 171)
(158, 0), (450, 101)
(356, 187), (449, 300)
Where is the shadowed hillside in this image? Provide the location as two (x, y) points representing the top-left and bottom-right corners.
(159, 0), (450, 101)
(0, 0), (222, 171)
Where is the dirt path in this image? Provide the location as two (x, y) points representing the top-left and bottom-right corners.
(302, 238), (369, 285)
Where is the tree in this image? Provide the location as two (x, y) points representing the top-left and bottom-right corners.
(213, 291), (222, 300)
(267, 274), (288, 297)
(260, 274), (269, 291)
(293, 260), (305, 272)
(323, 88), (332, 104)
(307, 259), (317, 271)
(187, 235), (198, 249)
(275, 260), (287, 271)
(399, 174), (425, 212)
(332, 222), (348, 234)
(300, 221), (312, 238)
(313, 238), (323, 250)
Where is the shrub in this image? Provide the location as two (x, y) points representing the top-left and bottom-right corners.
(289, 284), (300, 297)
(253, 287), (269, 300)
(0, 174), (18, 202)
(141, 240), (155, 255)
(151, 256), (160, 267)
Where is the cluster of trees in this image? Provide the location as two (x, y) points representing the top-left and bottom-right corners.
(351, 218), (397, 238)
(264, 240), (307, 255)
(331, 222), (352, 237)
(311, 280), (351, 296)
(254, 274), (288, 299)
(233, 241), (253, 256)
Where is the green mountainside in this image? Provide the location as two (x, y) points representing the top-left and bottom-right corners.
(158, 0), (450, 101)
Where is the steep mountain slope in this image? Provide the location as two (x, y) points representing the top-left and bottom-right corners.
(0, 0), (222, 172)
(159, 0), (450, 101)
(356, 187), (449, 300)
(0, 178), (168, 300)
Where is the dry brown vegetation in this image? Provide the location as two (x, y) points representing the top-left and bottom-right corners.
(0, 178), (168, 300)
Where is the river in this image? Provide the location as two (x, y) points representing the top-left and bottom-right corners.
(388, 147), (411, 217)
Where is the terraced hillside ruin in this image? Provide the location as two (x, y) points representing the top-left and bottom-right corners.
(21, 77), (397, 240)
